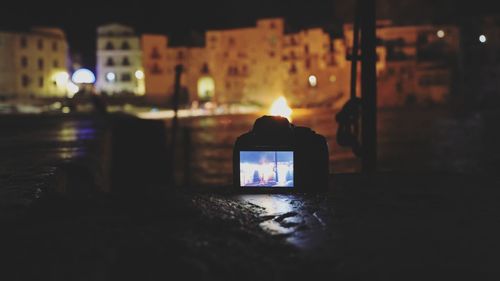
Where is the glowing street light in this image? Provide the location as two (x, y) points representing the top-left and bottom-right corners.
(308, 75), (318, 87)
(66, 82), (80, 98)
(72, 68), (96, 84)
(269, 96), (292, 121)
(135, 70), (144, 79)
(54, 72), (69, 86)
(479, 34), (487, 44)
(106, 72), (116, 82)
(437, 30), (445, 38)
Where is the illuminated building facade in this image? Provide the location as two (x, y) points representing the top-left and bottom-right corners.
(141, 34), (169, 104)
(96, 24), (145, 96)
(142, 18), (351, 108)
(139, 18), (460, 108)
(0, 27), (68, 99)
(345, 21), (460, 106)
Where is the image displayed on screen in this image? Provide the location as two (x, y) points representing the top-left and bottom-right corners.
(240, 151), (294, 187)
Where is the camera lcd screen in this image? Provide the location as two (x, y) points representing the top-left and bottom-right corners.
(239, 151), (294, 188)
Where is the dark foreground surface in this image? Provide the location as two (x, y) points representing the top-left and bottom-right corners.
(1, 108), (500, 280)
(1, 173), (500, 280)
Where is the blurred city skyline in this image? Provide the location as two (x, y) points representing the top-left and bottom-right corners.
(1, 0), (498, 68)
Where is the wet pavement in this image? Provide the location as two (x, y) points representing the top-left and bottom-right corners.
(1, 108), (499, 280)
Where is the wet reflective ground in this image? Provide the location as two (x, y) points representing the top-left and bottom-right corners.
(1, 109), (499, 279)
(171, 107), (500, 185)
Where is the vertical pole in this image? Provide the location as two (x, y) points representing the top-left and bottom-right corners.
(170, 64), (183, 184)
(360, 0), (377, 173)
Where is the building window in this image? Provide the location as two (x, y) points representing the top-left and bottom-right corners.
(227, 66), (238, 76)
(37, 39), (43, 50)
(105, 42), (114, 50)
(289, 64), (297, 74)
(122, 57), (130, 66)
(151, 63), (163, 74)
(242, 65), (248, 74)
(228, 37), (235, 46)
(121, 73), (131, 81)
(200, 63), (209, 74)
(290, 51), (296, 59)
(53, 60), (59, 68)
(177, 51), (184, 59)
(304, 45), (309, 54)
(270, 22), (276, 29)
(21, 56), (28, 68)
(106, 57), (115, 66)
(52, 41), (58, 51)
(20, 37), (27, 48)
(269, 51), (275, 57)
(38, 76), (44, 88)
(21, 75), (30, 87)
(305, 59), (311, 69)
(121, 41), (131, 50)
(151, 47), (161, 59)
(38, 58), (44, 70)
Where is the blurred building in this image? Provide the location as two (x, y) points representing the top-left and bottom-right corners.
(137, 18), (461, 108)
(96, 24), (145, 96)
(282, 27), (350, 107)
(141, 34), (169, 104)
(0, 27), (68, 100)
(141, 18), (350, 108)
(345, 21), (460, 106)
(469, 16), (500, 106)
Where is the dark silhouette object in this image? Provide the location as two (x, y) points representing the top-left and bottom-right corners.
(336, 97), (362, 157)
(169, 64), (183, 185)
(111, 116), (170, 195)
(336, 0), (377, 172)
(90, 93), (107, 115)
(233, 115), (329, 192)
(360, 0), (378, 173)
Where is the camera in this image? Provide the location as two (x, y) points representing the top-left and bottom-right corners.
(233, 115), (329, 192)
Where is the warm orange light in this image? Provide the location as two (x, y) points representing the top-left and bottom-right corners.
(269, 96), (292, 120)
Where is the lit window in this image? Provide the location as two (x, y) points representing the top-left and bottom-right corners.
(329, 75), (337, 83)
(38, 76), (44, 88)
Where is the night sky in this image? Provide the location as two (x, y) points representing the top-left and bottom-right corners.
(1, 0), (498, 69)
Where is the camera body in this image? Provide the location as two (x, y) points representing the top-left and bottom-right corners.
(233, 115), (329, 192)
